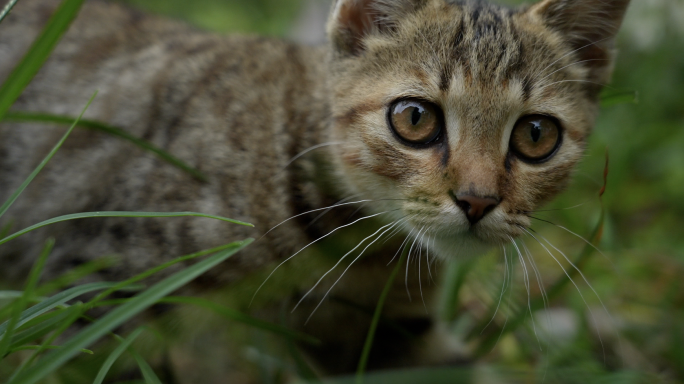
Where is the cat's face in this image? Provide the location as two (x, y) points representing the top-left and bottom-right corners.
(326, 0), (629, 257)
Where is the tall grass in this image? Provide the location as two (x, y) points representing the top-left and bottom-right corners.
(0, 1), (256, 382)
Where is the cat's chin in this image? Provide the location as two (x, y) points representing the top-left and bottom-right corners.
(431, 231), (500, 261)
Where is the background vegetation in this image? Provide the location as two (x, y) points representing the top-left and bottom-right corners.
(2, 0), (683, 383)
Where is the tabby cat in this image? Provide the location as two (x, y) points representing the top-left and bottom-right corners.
(0, 0), (630, 381)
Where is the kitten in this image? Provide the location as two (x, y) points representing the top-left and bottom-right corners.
(0, 0), (630, 381)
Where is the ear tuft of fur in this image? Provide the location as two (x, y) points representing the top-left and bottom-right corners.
(529, 0), (630, 83)
(327, 0), (425, 56)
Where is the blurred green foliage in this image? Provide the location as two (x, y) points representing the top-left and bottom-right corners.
(118, 0), (306, 35)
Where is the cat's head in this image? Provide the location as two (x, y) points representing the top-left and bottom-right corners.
(325, 0), (629, 256)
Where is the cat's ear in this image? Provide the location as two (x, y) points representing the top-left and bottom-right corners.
(327, 0), (424, 55)
(528, 0), (630, 83)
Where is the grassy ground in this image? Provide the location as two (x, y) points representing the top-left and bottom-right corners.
(1, 0), (683, 383)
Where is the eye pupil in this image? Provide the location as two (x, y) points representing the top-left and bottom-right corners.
(530, 123), (541, 143)
(411, 108), (422, 125)
(510, 115), (561, 163)
(388, 99), (442, 145)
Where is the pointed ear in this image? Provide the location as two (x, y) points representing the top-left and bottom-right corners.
(327, 0), (424, 56)
(528, 0), (630, 83)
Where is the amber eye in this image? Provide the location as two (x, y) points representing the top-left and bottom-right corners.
(510, 115), (562, 162)
(388, 99), (442, 145)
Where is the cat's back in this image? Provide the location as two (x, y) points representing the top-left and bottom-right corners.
(0, 0), (327, 122)
(0, 0), (329, 283)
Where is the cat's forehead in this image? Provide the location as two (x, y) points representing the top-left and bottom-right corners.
(349, 0), (582, 128)
(363, 0), (557, 87)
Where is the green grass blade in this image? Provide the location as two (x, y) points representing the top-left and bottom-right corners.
(0, 92), (96, 219)
(129, 347), (162, 384)
(35, 256), (118, 297)
(0, 239), (54, 357)
(0, 0), (21, 24)
(0, 282), (143, 335)
(356, 244), (410, 383)
(0, 220), (13, 238)
(600, 89), (639, 107)
(159, 296), (320, 345)
(0, 210), (253, 246)
(93, 328), (145, 384)
(0, 0), (86, 119)
(439, 258), (475, 322)
(88, 242), (249, 305)
(3, 112), (208, 181)
(0, 292), (25, 301)
(12, 310), (65, 332)
(0, 300), (55, 329)
(6, 238), (253, 384)
(279, 307), (320, 382)
(9, 345), (92, 354)
(8, 306), (79, 351)
(9, 303), (84, 380)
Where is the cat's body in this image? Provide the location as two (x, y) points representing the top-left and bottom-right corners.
(0, 0), (629, 381)
(0, 0), (331, 285)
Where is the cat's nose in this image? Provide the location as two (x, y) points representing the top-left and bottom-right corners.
(453, 194), (500, 225)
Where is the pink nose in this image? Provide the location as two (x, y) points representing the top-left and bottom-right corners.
(453, 194), (500, 225)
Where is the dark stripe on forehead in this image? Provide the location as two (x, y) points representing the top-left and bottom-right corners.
(439, 16), (465, 92)
(451, 1), (522, 83)
(471, 3), (481, 23)
(474, 8), (503, 41)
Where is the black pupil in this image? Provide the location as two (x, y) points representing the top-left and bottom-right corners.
(530, 122), (542, 143)
(411, 107), (422, 125)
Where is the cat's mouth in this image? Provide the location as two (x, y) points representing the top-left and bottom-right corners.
(403, 208), (529, 259)
(466, 207), (529, 242)
(426, 223), (526, 260)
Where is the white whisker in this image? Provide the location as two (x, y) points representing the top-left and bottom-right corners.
(348, 202), (369, 219)
(482, 245), (510, 334)
(537, 79), (610, 93)
(283, 141), (345, 169)
(382, 220), (407, 245)
(405, 226), (425, 302)
(425, 232), (435, 284)
(535, 231), (622, 359)
(520, 237), (553, 369)
(537, 58), (608, 84)
(388, 226), (415, 266)
(532, 201), (589, 212)
(537, 232), (612, 318)
(304, 219), (404, 323)
(521, 227), (606, 361)
(530, 216), (613, 267)
(296, 219), (401, 312)
(418, 227), (429, 314)
(250, 210), (395, 306)
(376, 216), (410, 244)
(510, 236), (541, 350)
(520, 238), (549, 315)
(536, 37), (612, 81)
(307, 194), (362, 228)
(539, 227), (626, 361)
(259, 199), (375, 240)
